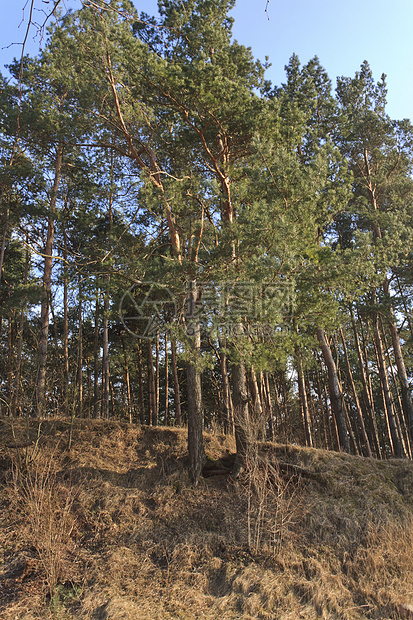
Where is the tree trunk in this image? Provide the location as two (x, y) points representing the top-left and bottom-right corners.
(296, 352), (313, 447)
(380, 316), (411, 458)
(0, 205), (9, 297)
(0, 204), (10, 349)
(137, 341), (145, 424)
(170, 332), (182, 426)
(372, 315), (404, 458)
(351, 308), (382, 458)
(164, 331), (169, 426)
(36, 145), (63, 418)
(339, 328), (373, 457)
(62, 224), (69, 417)
(11, 280), (27, 417)
(314, 364), (330, 450)
(316, 327), (350, 452)
(186, 280), (205, 485)
(262, 371), (274, 441)
(77, 281), (83, 417)
(6, 315), (14, 406)
(232, 357), (251, 477)
(147, 339), (155, 425)
(218, 343), (234, 435)
(249, 364), (265, 440)
(119, 330), (133, 424)
(271, 374), (282, 435)
(155, 330), (160, 425)
(384, 279), (413, 440)
(93, 293), (100, 418)
(102, 290), (110, 419)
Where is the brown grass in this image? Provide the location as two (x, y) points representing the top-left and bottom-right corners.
(1, 418), (413, 619)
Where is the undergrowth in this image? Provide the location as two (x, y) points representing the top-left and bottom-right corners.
(0, 418), (413, 619)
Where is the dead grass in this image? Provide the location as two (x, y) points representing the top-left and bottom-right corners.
(1, 418), (413, 619)
(8, 453), (80, 598)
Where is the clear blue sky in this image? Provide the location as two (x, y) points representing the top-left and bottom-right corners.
(1, 0), (412, 121)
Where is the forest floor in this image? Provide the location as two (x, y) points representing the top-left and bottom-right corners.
(1, 418), (413, 619)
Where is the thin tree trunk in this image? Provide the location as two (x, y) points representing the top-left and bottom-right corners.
(6, 316), (14, 406)
(93, 293), (100, 418)
(395, 274), (413, 342)
(232, 356), (251, 477)
(36, 145), (63, 418)
(102, 291), (110, 419)
(331, 334), (360, 454)
(339, 328), (373, 457)
(0, 206), (9, 276)
(170, 332), (182, 426)
(0, 204), (10, 347)
(164, 331), (169, 426)
(119, 330), (133, 423)
(109, 371), (115, 418)
(262, 371), (274, 441)
(351, 308), (382, 458)
(318, 353), (339, 451)
(380, 316), (411, 458)
(372, 315), (404, 457)
(314, 364), (330, 450)
(86, 358), (92, 418)
(271, 374), (282, 434)
(218, 341), (234, 435)
(155, 330), (160, 425)
(383, 279), (413, 440)
(137, 341), (145, 424)
(186, 280), (205, 485)
(316, 327), (350, 452)
(250, 364), (265, 440)
(296, 352), (313, 447)
(147, 340), (155, 425)
(11, 243), (29, 416)
(77, 279), (83, 417)
(62, 224), (69, 417)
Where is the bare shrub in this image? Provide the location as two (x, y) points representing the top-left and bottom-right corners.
(241, 449), (304, 556)
(10, 453), (79, 597)
(234, 412), (305, 556)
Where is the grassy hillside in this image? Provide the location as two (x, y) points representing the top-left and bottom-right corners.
(1, 418), (413, 619)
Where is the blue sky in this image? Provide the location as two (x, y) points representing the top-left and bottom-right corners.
(1, 0), (412, 121)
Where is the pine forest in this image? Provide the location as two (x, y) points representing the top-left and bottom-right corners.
(2, 0), (413, 484)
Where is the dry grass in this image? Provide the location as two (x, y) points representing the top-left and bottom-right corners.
(1, 418), (413, 619)
(9, 453), (80, 597)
